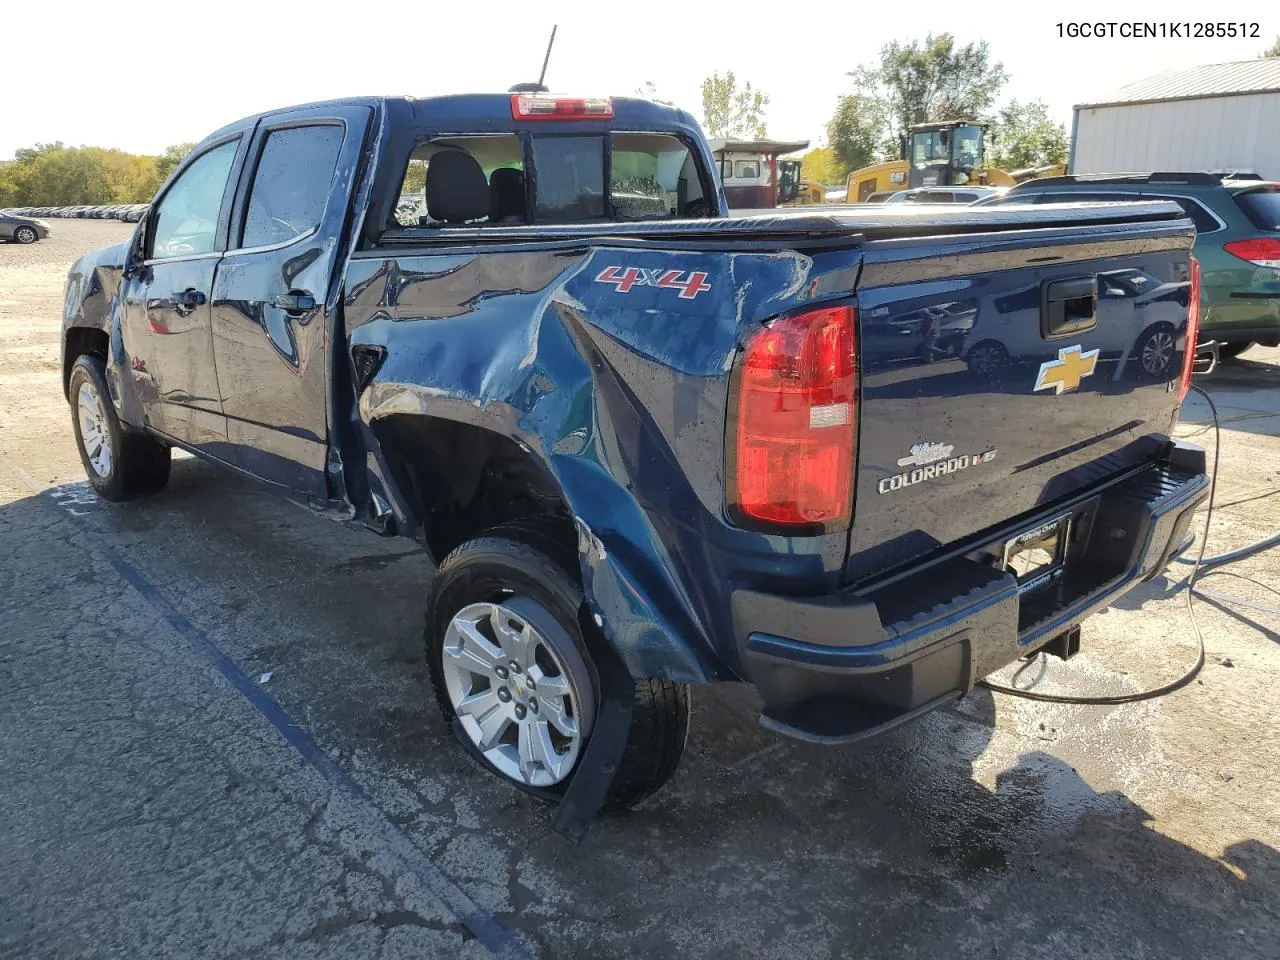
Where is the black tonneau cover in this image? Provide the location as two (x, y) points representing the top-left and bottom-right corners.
(376, 201), (1187, 248)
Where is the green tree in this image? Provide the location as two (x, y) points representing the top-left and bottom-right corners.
(0, 143), (161, 206)
(989, 100), (1069, 171)
(700, 71), (769, 139)
(850, 33), (1007, 148)
(1261, 35), (1280, 57)
(0, 163), (18, 207)
(797, 145), (845, 187)
(156, 142), (196, 181)
(826, 95), (888, 172)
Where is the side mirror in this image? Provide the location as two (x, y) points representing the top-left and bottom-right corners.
(123, 216), (149, 277)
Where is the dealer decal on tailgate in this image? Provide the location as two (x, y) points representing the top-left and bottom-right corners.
(595, 266), (712, 299)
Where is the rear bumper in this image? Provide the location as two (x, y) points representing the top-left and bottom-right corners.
(733, 442), (1210, 743)
(1200, 322), (1280, 346)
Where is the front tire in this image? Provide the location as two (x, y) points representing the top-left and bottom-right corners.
(68, 355), (171, 500)
(425, 524), (689, 809)
(1134, 324), (1177, 379)
(966, 340), (1009, 379)
(14, 226), (39, 244)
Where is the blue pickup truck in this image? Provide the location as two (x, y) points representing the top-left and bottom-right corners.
(61, 91), (1209, 830)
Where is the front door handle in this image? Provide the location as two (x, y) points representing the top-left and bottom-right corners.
(172, 288), (207, 314)
(272, 292), (316, 314)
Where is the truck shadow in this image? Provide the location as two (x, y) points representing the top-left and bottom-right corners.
(7, 467), (1280, 958)
(1111, 572), (1280, 646)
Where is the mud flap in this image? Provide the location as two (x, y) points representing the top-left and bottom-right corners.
(550, 608), (635, 842)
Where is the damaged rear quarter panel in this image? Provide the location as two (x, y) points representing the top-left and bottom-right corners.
(344, 242), (862, 681)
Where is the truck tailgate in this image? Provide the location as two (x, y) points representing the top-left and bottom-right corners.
(846, 216), (1195, 581)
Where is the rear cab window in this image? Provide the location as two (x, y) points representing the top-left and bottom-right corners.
(1233, 188), (1280, 231)
(390, 125), (711, 230)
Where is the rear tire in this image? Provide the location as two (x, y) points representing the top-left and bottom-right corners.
(425, 521), (689, 810)
(68, 355), (171, 501)
(1217, 341), (1255, 360)
(14, 226), (38, 244)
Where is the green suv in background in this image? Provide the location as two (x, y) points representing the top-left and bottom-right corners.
(980, 173), (1280, 357)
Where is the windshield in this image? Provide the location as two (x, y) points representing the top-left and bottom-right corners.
(911, 131), (950, 165)
(1234, 188), (1280, 231)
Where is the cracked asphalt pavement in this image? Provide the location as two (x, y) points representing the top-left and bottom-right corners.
(2, 221), (1279, 959)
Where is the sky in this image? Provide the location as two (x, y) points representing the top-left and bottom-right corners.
(1, 0), (1275, 159)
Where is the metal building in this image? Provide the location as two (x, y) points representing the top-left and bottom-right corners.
(1071, 59), (1280, 179)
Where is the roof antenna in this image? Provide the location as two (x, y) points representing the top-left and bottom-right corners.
(509, 26), (557, 94)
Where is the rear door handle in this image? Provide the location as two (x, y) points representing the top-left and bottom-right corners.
(272, 292), (316, 314)
(1041, 276), (1097, 339)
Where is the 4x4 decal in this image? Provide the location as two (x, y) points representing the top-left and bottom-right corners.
(595, 266), (712, 299)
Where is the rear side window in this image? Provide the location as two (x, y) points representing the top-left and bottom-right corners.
(1233, 189), (1280, 231)
(242, 125), (344, 248)
(531, 137), (605, 221)
(1035, 191), (1136, 204)
(1146, 195), (1221, 233)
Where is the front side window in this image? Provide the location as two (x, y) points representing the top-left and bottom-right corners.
(531, 136), (605, 221)
(610, 133), (705, 219)
(241, 125), (344, 248)
(149, 140), (238, 259)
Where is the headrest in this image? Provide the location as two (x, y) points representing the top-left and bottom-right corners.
(426, 151), (489, 224)
(489, 167), (526, 222)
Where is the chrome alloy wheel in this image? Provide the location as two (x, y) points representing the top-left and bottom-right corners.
(441, 599), (593, 787)
(77, 380), (113, 478)
(1142, 330), (1176, 376)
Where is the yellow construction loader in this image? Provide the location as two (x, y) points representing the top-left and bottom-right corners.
(843, 120), (1065, 203)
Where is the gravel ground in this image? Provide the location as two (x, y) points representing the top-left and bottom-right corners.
(2, 220), (1279, 960)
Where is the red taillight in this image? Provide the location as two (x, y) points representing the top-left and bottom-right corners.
(510, 94), (613, 121)
(734, 305), (857, 528)
(1223, 237), (1280, 268)
(1178, 256), (1201, 404)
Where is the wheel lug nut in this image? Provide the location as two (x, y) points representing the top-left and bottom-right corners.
(514, 704), (526, 719)
(497, 687), (511, 702)
(509, 661), (521, 674)
(495, 666), (508, 679)
(529, 699), (538, 713)
(526, 677), (536, 691)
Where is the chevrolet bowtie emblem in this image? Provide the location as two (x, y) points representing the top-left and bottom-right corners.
(1034, 344), (1100, 395)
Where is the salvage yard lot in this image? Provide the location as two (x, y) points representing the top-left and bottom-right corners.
(2, 221), (1279, 959)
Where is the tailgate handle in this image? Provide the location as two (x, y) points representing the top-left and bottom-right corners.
(1041, 276), (1097, 339)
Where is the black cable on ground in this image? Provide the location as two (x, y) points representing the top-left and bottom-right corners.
(978, 383), (1222, 705)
